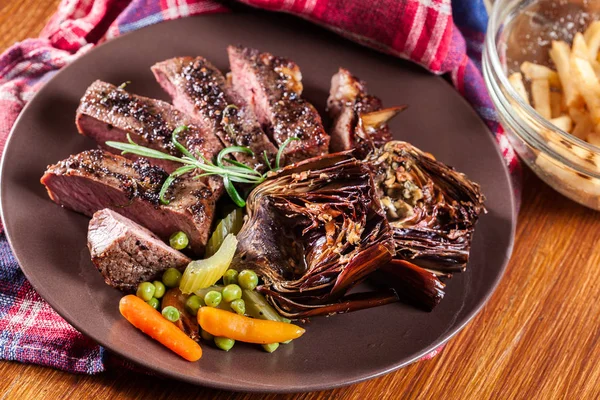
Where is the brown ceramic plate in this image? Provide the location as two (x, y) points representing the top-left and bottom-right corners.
(0, 13), (516, 393)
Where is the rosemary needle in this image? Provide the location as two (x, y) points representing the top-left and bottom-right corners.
(106, 126), (298, 207)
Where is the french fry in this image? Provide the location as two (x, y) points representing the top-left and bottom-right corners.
(588, 133), (600, 147)
(568, 106), (588, 124)
(571, 113), (594, 140)
(570, 57), (600, 125)
(584, 21), (600, 61)
(520, 62), (562, 88)
(547, 140), (596, 168)
(550, 41), (584, 108)
(550, 92), (563, 118)
(549, 115), (573, 132)
(508, 72), (530, 105)
(573, 32), (600, 78)
(572, 33), (590, 59)
(536, 148), (600, 197)
(531, 79), (552, 119)
(517, 28), (600, 175)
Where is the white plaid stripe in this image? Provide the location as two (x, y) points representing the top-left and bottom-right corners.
(177, 0), (191, 17)
(166, 0), (179, 18)
(3, 300), (44, 343)
(417, 0), (451, 15)
(404, 3), (426, 56)
(186, 1), (226, 15)
(419, 4), (449, 67)
(282, 0), (296, 11)
(303, 0), (318, 14)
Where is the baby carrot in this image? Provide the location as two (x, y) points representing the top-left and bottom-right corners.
(119, 295), (202, 362)
(198, 306), (305, 344)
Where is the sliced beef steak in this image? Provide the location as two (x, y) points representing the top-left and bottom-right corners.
(327, 68), (405, 158)
(41, 150), (216, 256)
(88, 209), (191, 292)
(151, 57), (277, 171)
(76, 80), (223, 193)
(227, 45), (330, 164)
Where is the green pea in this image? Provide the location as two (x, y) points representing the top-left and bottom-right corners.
(204, 291), (222, 308)
(200, 329), (214, 341)
(136, 282), (155, 302)
(169, 231), (189, 250)
(146, 297), (160, 310)
(214, 337), (235, 351)
(238, 270), (259, 290)
(222, 284), (242, 303)
(222, 269), (239, 286)
(185, 295), (203, 316)
(230, 298), (246, 315)
(161, 306), (180, 322)
(162, 268), (182, 288)
(152, 281), (166, 299)
(262, 343), (279, 353)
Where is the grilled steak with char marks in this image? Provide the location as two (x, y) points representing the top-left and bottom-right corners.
(151, 57), (277, 171)
(76, 80), (224, 193)
(41, 150), (216, 256)
(88, 209), (191, 291)
(227, 45), (330, 164)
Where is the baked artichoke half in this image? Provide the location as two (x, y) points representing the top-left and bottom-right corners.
(367, 141), (486, 273)
(231, 153), (398, 318)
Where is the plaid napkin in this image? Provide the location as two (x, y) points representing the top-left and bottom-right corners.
(0, 0), (516, 374)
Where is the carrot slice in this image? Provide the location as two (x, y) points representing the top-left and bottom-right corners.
(119, 295), (202, 362)
(198, 306), (305, 344)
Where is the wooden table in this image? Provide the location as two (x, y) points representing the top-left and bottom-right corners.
(2, 2), (600, 399)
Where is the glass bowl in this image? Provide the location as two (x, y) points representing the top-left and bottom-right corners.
(483, 0), (600, 210)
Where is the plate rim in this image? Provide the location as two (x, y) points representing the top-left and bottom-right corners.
(0, 13), (517, 393)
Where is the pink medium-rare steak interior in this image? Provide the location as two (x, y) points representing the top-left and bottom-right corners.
(76, 80), (224, 194)
(152, 56), (278, 171)
(88, 209), (191, 292)
(227, 45), (330, 164)
(41, 150), (217, 256)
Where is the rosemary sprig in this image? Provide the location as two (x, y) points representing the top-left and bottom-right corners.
(105, 127), (298, 207)
(117, 81), (132, 90)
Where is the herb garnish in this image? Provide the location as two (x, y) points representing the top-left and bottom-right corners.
(106, 126), (298, 207)
(117, 81), (132, 90)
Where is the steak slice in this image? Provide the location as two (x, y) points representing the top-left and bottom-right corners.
(227, 45), (330, 164)
(76, 80), (223, 193)
(151, 57), (277, 171)
(88, 209), (191, 292)
(327, 68), (405, 158)
(41, 150), (216, 256)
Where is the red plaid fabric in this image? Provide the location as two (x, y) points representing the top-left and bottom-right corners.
(0, 0), (509, 373)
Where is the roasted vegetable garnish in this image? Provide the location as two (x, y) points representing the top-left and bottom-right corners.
(119, 295), (202, 361)
(162, 288), (200, 341)
(367, 141), (486, 273)
(232, 153), (398, 318)
(377, 260), (447, 311)
(205, 208), (244, 257)
(179, 234), (238, 294)
(327, 68), (407, 158)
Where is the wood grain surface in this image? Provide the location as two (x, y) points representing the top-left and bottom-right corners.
(1, 2), (600, 399)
